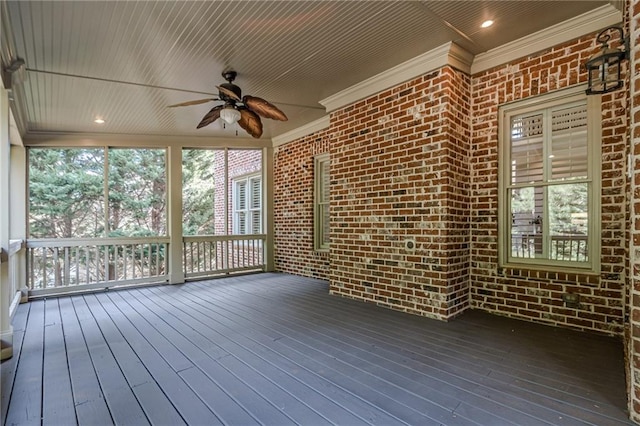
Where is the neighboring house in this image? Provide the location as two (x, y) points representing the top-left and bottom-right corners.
(214, 150), (263, 236)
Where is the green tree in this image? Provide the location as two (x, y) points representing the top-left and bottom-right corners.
(182, 149), (217, 235)
(29, 148), (104, 238)
(108, 148), (166, 236)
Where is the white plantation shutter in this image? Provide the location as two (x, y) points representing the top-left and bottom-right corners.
(233, 175), (262, 235)
(251, 211), (261, 234)
(511, 113), (543, 185)
(236, 181), (246, 211)
(237, 212), (246, 234)
(250, 177), (261, 233)
(550, 104), (588, 180)
(250, 178), (261, 209)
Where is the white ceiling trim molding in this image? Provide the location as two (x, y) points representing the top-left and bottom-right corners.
(23, 132), (270, 148)
(320, 42), (473, 113)
(272, 115), (330, 147)
(471, 4), (622, 75)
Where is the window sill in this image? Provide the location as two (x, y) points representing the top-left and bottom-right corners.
(498, 262), (601, 286)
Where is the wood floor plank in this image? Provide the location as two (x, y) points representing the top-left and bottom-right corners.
(124, 287), (368, 426)
(114, 289), (335, 426)
(176, 366), (259, 425)
(219, 274), (624, 398)
(1, 302), (30, 424)
(5, 300), (45, 426)
(85, 293), (212, 426)
(104, 291), (255, 425)
(137, 286), (371, 426)
(71, 296), (150, 426)
(208, 276), (619, 421)
(58, 297), (112, 426)
(99, 292), (193, 373)
(198, 275), (630, 425)
(230, 275), (624, 391)
(139, 286), (399, 425)
(186, 280), (558, 426)
(309, 281), (629, 410)
(42, 298), (76, 426)
(146, 285), (458, 426)
(4, 273), (633, 426)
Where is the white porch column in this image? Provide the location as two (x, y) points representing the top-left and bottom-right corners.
(167, 145), (184, 284)
(0, 84), (13, 360)
(263, 147), (275, 272)
(10, 142), (27, 302)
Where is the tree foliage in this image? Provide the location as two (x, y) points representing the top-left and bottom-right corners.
(30, 148), (167, 238)
(182, 149), (217, 235)
(108, 149), (166, 236)
(29, 149), (104, 238)
(29, 147), (219, 239)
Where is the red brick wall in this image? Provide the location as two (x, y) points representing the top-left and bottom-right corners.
(328, 67), (471, 320)
(273, 130), (331, 279)
(469, 32), (628, 334)
(628, 0), (639, 420)
(213, 149), (262, 235)
(272, 28), (629, 333)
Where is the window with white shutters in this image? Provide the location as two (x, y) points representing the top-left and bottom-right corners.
(499, 88), (600, 272)
(249, 177), (261, 234)
(315, 154), (330, 251)
(233, 174), (261, 235)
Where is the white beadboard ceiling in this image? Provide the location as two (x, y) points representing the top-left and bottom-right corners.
(0, 0), (612, 142)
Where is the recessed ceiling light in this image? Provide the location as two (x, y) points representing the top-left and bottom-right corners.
(94, 118), (105, 124)
(481, 20), (494, 28)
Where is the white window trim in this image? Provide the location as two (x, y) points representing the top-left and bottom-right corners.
(314, 153), (330, 251)
(498, 85), (601, 274)
(232, 172), (262, 235)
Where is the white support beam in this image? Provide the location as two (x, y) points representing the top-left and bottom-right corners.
(0, 82), (13, 360)
(9, 145), (27, 302)
(167, 146), (184, 284)
(263, 147), (275, 272)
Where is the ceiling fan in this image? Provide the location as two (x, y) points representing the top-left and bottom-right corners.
(168, 70), (287, 138)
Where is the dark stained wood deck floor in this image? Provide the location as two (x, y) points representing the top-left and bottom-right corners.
(1, 272), (632, 426)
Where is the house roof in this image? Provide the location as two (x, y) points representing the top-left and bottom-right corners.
(0, 0), (619, 143)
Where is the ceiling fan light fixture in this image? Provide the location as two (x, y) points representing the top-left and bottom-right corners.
(220, 105), (241, 125)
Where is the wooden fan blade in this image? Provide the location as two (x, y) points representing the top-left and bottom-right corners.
(168, 98), (217, 107)
(238, 108), (263, 138)
(216, 85), (241, 102)
(243, 95), (288, 121)
(197, 105), (224, 129)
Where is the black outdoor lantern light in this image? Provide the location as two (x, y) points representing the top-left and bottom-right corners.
(585, 26), (629, 95)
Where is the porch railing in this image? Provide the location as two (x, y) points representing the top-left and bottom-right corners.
(4, 239), (26, 317)
(25, 234), (266, 296)
(183, 234), (266, 279)
(512, 234), (588, 261)
(27, 237), (170, 296)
